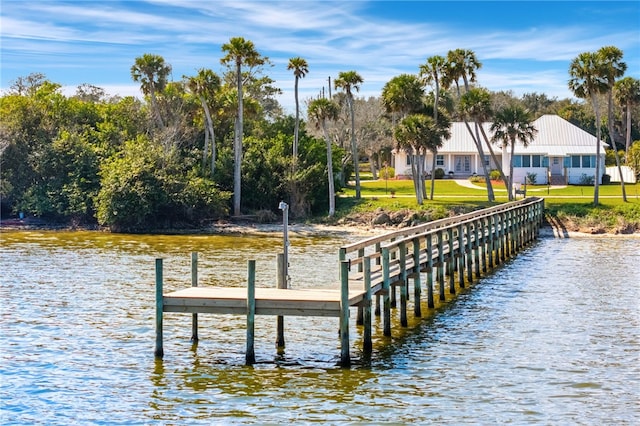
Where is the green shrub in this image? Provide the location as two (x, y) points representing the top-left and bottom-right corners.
(526, 172), (537, 185)
(434, 168), (445, 179)
(380, 166), (395, 179)
(578, 173), (595, 185)
(469, 174), (485, 183)
(489, 169), (501, 181)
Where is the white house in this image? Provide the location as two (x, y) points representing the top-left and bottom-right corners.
(392, 115), (609, 185)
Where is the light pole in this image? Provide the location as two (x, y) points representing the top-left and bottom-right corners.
(278, 201), (289, 287)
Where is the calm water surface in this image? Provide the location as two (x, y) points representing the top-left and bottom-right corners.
(1, 230), (638, 425)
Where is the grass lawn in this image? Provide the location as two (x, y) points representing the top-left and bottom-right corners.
(336, 178), (640, 232)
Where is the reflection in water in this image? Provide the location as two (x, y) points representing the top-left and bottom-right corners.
(1, 231), (639, 424)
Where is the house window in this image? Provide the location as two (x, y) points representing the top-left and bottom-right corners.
(582, 155), (596, 168)
(571, 155), (581, 168)
(436, 155), (444, 166)
(522, 155), (531, 167)
(532, 155), (541, 168)
(553, 157), (559, 165)
(406, 155), (412, 166)
(484, 155), (490, 166)
(542, 156), (549, 167)
(513, 155), (523, 167)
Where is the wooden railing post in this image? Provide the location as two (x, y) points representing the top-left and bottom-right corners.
(447, 228), (456, 295)
(340, 260), (351, 367)
(399, 241), (408, 327)
(382, 248), (392, 336)
(363, 256), (372, 354)
(191, 252), (198, 342)
(426, 234), (435, 309)
(437, 230), (445, 302)
(276, 253), (285, 349)
(246, 259), (256, 365)
(154, 258), (164, 359)
(412, 237), (422, 317)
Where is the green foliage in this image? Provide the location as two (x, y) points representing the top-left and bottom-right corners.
(628, 141), (640, 178)
(526, 172), (537, 185)
(578, 173), (595, 186)
(434, 168), (445, 179)
(605, 148), (626, 166)
(489, 169), (501, 180)
(380, 166), (395, 179)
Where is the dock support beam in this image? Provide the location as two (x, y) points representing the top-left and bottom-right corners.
(276, 253), (285, 349)
(246, 260), (256, 365)
(191, 252), (198, 342)
(382, 248), (391, 336)
(363, 257), (372, 353)
(154, 258), (164, 359)
(340, 260), (351, 367)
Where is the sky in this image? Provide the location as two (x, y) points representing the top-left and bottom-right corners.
(1, 0), (639, 114)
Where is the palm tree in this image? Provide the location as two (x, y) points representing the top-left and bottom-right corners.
(598, 46), (627, 201)
(381, 74), (425, 197)
(308, 98), (340, 216)
(131, 53), (172, 129)
(381, 74), (424, 121)
(287, 57), (309, 161)
(614, 77), (640, 154)
(334, 71), (364, 199)
(186, 68), (221, 176)
(444, 48), (496, 201)
(420, 54), (448, 200)
(569, 51), (608, 206)
(490, 105), (537, 200)
(221, 37), (266, 216)
(459, 88), (508, 189)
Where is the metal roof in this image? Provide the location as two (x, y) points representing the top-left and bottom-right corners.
(439, 114), (607, 156)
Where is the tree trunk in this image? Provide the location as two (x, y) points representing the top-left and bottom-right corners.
(350, 97), (361, 199)
(293, 77), (300, 161)
(430, 152), (437, 200)
(591, 93), (601, 206)
(608, 91), (627, 201)
(234, 61), (243, 216)
(478, 124), (508, 187)
(322, 121), (336, 217)
(509, 141), (516, 200)
(200, 96), (216, 175)
(465, 120), (494, 202)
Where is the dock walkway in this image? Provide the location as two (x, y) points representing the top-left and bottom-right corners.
(155, 197), (545, 366)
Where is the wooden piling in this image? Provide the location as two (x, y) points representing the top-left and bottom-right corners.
(246, 260), (256, 365)
(339, 260), (351, 367)
(437, 230), (445, 301)
(154, 258), (164, 359)
(399, 241), (408, 327)
(412, 238), (422, 317)
(363, 256), (372, 353)
(276, 253), (285, 348)
(382, 247), (391, 336)
(191, 252), (199, 342)
(426, 235), (435, 309)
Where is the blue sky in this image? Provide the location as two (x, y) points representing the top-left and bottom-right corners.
(1, 1), (639, 114)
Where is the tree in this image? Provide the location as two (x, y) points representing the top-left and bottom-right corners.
(569, 50), (608, 206)
(334, 71), (364, 199)
(459, 88), (508, 189)
(614, 77), (640, 154)
(287, 57), (309, 161)
(598, 46), (628, 201)
(420, 54), (448, 200)
(393, 114), (448, 205)
(490, 105), (537, 200)
(130, 54), (172, 129)
(308, 98), (340, 216)
(445, 48), (495, 202)
(185, 68), (221, 176)
(221, 37), (267, 216)
(381, 74), (424, 121)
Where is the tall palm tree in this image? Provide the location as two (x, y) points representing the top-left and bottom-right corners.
(490, 105), (537, 200)
(394, 114), (430, 205)
(598, 46), (628, 201)
(334, 71), (364, 199)
(221, 37), (266, 216)
(444, 48), (495, 201)
(381, 74), (425, 197)
(381, 74), (424, 121)
(459, 88), (508, 188)
(131, 53), (172, 129)
(186, 68), (221, 176)
(287, 57), (309, 161)
(569, 50), (608, 206)
(420, 54), (448, 200)
(308, 98), (340, 217)
(614, 77), (640, 154)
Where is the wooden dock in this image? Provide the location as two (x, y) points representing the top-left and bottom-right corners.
(155, 197), (545, 367)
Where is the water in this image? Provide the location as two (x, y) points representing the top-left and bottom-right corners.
(1, 230), (638, 425)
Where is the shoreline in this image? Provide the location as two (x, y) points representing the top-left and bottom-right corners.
(1, 218), (638, 239)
